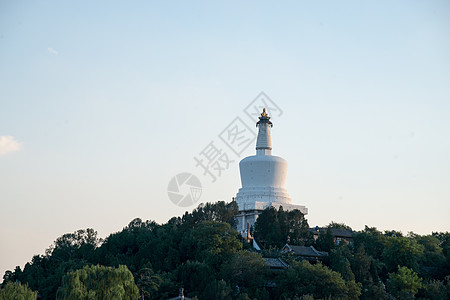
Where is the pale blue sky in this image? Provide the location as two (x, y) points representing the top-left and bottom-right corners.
(1, 1), (449, 276)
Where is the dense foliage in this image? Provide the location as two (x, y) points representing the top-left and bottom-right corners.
(0, 281), (37, 300)
(2, 201), (450, 299)
(56, 264), (139, 300)
(253, 206), (311, 248)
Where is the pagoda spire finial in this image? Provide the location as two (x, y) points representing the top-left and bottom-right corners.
(261, 108), (268, 117)
(256, 108), (273, 155)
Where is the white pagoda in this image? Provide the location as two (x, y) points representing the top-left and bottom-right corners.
(235, 108), (308, 235)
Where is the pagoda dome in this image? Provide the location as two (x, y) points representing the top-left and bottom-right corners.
(239, 155), (288, 189)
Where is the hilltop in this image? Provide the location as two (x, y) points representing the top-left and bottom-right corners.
(2, 201), (449, 299)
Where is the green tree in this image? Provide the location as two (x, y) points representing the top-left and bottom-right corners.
(190, 201), (239, 227)
(328, 221), (352, 230)
(253, 207), (311, 248)
(384, 230), (404, 238)
(315, 227), (335, 252)
(4, 229), (101, 299)
(329, 246), (362, 300)
(253, 207), (283, 248)
(0, 281), (37, 300)
(329, 245), (354, 281)
(56, 264), (139, 300)
(383, 237), (424, 273)
(135, 267), (162, 299)
(353, 226), (386, 260)
(387, 266), (422, 300)
(48, 228), (101, 261)
(96, 218), (160, 272)
(285, 209), (312, 245)
(220, 251), (267, 293)
(350, 245), (371, 282)
(191, 221), (242, 269)
(413, 234), (446, 279)
(147, 272), (177, 300)
(278, 261), (360, 299)
(236, 293), (251, 300)
(349, 245), (386, 300)
(176, 260), (213, 297)
(201, 279), (232, 300)
(417, 278), (450, 300)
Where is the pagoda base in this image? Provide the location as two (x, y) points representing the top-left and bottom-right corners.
(235, 201), (308, 235)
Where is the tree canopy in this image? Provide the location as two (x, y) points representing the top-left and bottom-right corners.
(56, 264), (139, 300)
(0, 281), (37, 300)
(2, 201), (450, 299)
(253, 206), (311, 248)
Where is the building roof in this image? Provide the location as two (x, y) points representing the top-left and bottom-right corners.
(263, 257), (289, 269)
(282, 244), (328, 257)
(309, 227), (354, 238)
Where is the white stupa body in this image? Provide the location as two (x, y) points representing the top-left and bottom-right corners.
(235, 109), (308, 234)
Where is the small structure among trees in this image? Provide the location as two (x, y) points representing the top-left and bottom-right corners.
(166, 288), (193, 300)
(310, 226), (354, 245)
(281, 244), (328, 262)
(263, 257), (289, 270)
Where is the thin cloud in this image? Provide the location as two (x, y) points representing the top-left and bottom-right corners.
(47, 47), (58, 55)
(0, 136), (22, 156)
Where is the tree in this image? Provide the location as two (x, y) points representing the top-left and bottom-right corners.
(387, 266), (422, 300)
(96, 218), (160, 272)
(413, 234), (446, 279)
(135, 266), (162, 299)
(328, 221), (352, 230)
(384, 230), (404, 238)
(2, 271), (14, 284)
(48, 228), (101, 261)
(189, 201), (239, 227)
(253, 207), (311, 248)
(278, 261), (360, 299)
(350, 245), (371, 283)
(417, 278), (450, 300)
(1, 229), (102, 299)
(286, 209), (312, 245)
(349, 245), (386, 300)
(147, 272), (177, 300)
(176, 261), (213, 297)
(329, 246), (362, 300)
(315, 227), (335, 252)
(5, 201), (450, 300)
(0, 281), (37, 300)
(253, 207), (283, 248)
(383, 237), (424, 273)
(56, 265), (139, 300)
(220, 251), (267, 293)
(353, 226), (386, 260)
(360, 281), (386, 300)
(201, 279), (232, 300)
(329, 245), (355, 281)
(191, 221), (242, 269)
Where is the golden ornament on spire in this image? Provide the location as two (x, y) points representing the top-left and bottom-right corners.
(261, 108), (268, 117)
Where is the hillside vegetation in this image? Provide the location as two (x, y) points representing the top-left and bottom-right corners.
(2, 201), (449, 299)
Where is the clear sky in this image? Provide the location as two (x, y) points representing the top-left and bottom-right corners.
(1, 1), (449, 277)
